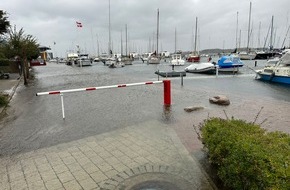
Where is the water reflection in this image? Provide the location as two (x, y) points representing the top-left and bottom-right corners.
(162, 105), (174, 123)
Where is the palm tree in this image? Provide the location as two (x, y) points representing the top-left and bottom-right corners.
(4, 26), (39, 85)
(0, 10), (10, 35)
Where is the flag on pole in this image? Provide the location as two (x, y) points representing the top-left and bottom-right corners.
(76, 21), (82, 27)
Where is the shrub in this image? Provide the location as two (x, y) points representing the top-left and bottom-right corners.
(0, 58), (10, 66)
(0, 93), (9, 107)
(201, 118), (290, 190)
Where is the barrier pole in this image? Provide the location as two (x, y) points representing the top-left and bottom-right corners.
(36, 80), (169, 118)
(60, 94), (65, 119)
(163, 80), (171, 106)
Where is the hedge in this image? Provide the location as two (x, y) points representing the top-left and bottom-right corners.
(201, 118), (290, 190)
(0, 93), (8, 107)
(0, 59), (20, 73)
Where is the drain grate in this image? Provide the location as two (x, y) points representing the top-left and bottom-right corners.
(130, 180), (180, 190)
(101, 165), (197, 190)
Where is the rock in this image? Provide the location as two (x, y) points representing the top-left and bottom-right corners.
(209, 95), (230, 105)
(184, 106), (204, 112)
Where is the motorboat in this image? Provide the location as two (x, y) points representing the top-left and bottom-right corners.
(185, 62), (216, 74)
(217, 55), (244, 72)
(255, 52), (290, 84)
(170, 54), (185, 66)
(76, 54), (92, 66)
(66, 53), (78, 65)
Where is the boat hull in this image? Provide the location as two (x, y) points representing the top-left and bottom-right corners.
(218, 64), (243, 72)
(257, 73), (290, 84)
(217, 55), (244, 72)
(185, 63), (216, 74)
(254, 52), (276, 60)
(186, 56), (200, 62)
(170, 60), (185, 66)
(239, 53), (256, 60)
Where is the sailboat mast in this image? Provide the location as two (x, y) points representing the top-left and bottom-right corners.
(97, 35), (100, 57)
(270, 15), (274, 50)
(236, 11), (239, 50)
(175, 28), (177, 53)
(281, 25), (290, 48)
(108, 0), (111, 55)
(194, 17), (198, 53)
(156, 8), (159, 55)
(121, 30), (123, 56)
(246, 2), (252, 51)
(258, 21), (261, 49)
(126, 24), (128, 56)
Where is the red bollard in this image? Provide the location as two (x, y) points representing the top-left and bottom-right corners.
(163, 80), (171, 106)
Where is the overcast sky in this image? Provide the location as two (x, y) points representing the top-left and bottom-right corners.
(2, 0), (290, 57)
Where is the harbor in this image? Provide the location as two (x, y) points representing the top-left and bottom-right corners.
(0, 56), (290, 189)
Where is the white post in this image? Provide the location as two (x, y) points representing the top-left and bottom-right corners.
(60, 94), (65, 119)
(216, 65), (219, 77)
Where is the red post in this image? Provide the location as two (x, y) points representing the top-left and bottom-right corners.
(163, 80), (171, 106)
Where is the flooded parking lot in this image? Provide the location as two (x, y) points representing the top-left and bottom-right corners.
(1, 58), (290, 156)
(0, 58), (289, 189)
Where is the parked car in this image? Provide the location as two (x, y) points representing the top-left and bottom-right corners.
(30, 59), (46, 66)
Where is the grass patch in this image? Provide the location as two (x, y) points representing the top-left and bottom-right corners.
(0, 93), (9, 107)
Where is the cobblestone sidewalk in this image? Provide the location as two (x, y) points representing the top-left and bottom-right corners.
(0, 120), (216, 190)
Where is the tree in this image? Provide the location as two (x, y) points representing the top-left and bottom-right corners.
(0, 10), (10, 35)
(0, 10), (10, 58)
(4, 26), (39, 85)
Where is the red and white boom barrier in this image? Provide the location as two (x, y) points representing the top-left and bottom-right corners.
(36, 80), (171, 119)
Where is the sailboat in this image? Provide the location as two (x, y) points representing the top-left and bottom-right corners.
(239, 2), (256, 60)
(106, 0), (115, 66)
(254, 16), (277, 59)
(120, 24), (133, 65)
(170, 28), (185, 66)
(186, 17), (200, 62)
(148, 8), (160, 64)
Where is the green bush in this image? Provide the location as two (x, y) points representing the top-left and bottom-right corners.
(0, 93), (9, 107)
(0, 58), (10, 66)
(201, 118), (290, 190)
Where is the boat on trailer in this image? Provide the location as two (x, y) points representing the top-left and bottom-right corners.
(217, 55), (244, 72)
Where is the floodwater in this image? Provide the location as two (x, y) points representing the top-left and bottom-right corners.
(0, 56), (290, 156)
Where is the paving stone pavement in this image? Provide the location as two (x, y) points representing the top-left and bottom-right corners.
(0, 120), (216, 190)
